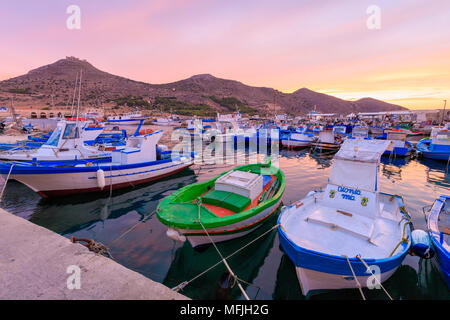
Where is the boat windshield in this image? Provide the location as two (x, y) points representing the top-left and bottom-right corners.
(45, 127), (62, 146)
(62, 123), (79, 139)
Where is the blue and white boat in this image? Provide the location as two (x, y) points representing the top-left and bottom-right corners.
(349, 127), (371, 140)
(0, 130), (194, 198)
(281, 126), (316, 149)
(278, 139), (412, 297)
(382, 130), (413, 157)
(427, 195), (450, 288)
(417, 128), (450, 161)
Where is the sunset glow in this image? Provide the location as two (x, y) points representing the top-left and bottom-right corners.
(1, 0), (449, 109)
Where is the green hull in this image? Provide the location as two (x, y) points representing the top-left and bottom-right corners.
(156, 160), (285, 230)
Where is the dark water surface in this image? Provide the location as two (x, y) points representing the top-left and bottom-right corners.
(1, 149), (449, 300)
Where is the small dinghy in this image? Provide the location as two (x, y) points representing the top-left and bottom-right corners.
(417, 129), (450, 161)
(427, 195), (450, 288)
(278, 139), (412, 297)
(157, 158), (285, 249)
(0, 130), (194, 197)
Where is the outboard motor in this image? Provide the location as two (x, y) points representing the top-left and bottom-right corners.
(410, 229), (434, 259)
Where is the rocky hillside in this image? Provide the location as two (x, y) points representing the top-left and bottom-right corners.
(0, 57), (407, 116)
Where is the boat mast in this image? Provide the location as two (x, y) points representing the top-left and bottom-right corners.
(75, 69), (82, 130)
(442, 100), (447, 125)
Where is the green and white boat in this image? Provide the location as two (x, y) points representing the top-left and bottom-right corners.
(157, 159), (285, 249)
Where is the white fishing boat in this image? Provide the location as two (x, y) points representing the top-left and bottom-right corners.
(105, 111), (147, 125)
(0, 130), (194, 198)
(278, 139), (412, 297)
(0, 120), (117, 164)
(281, 127), (316, 148)
(154, 117), (182, 126)
(311, 129), (342, 152)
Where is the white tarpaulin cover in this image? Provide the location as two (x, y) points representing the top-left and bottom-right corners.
(334, 139), (392, 163)
(329, 140), (392, 192)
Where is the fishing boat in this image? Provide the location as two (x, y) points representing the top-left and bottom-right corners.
(417, 129), (450, 161)
(105, 111), (147, 125)
(0, 129), (194, 197)
(310, 128), (342, 153)
(0, 120), (117, 164)
(349, 127), (371, 140)
(278, 139), (412, 297)
(427, 195), (450, 288)
(157, 158), (285, 249)
(381, 130), (413, 157)
(281, 126), (316, 149)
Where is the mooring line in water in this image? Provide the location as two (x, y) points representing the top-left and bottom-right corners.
(195, 199), (250, 300)
(356, 255), (393, 300)
(107, 208), (158, 247)
(172, 204), (280, 298)
(0, 163), (14, 201)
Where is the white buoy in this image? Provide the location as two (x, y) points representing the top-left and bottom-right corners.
(411, 229), (434, 259)
(96, 169), (106, 190)
(166, 228), (186, 242)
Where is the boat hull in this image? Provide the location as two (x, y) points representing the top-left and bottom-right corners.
(104, 118), (147, 125)
(295, 265), (399, 297)
(281, 139), (312, 148)
(1, 158), (193, 198)
(383, 147), (412, 157)
(417, 139), (450, 161)
(174, 198), (282, 248)
(427, 196), (450, 288)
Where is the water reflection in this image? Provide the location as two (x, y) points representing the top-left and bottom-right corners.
(308, 152), (333, 169)
(163, 213), (278, 300)
(419, 158), (450, 190)
(1, 151), (449, 300)
(28, 169), (197, 235)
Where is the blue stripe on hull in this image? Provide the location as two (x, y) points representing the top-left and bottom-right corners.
(277, 228), (409, 277)
(0, 155), (189, 175)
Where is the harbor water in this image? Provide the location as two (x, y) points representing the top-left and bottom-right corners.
(1, 148), (449, 300)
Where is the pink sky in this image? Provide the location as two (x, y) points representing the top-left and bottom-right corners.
(1, 0), (449, 109)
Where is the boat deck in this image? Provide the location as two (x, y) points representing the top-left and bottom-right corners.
(200, 175), (277, 217)
(281, 193), (406, 259)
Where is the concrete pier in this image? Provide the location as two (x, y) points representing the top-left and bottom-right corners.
(0, 209), (188, 300)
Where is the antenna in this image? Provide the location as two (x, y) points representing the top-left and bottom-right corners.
(75, 69), (82, 129)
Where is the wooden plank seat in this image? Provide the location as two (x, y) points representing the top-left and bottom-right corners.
(305, 206), (375, 241)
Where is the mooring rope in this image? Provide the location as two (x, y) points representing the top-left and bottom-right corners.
(343, 255), (366, 300)
(172, 201), (280, 298)
(195, 199), (250, 300)
(0, 163), (14, 200)
(356, 254), (393, 300)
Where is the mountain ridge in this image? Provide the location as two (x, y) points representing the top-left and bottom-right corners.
(0, 57), (407, 116)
